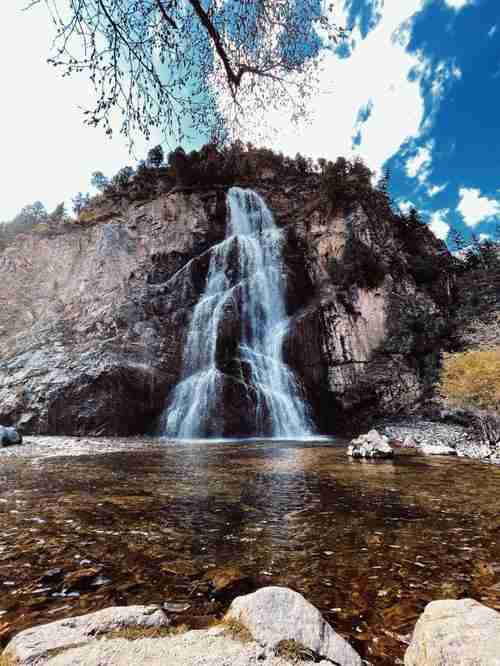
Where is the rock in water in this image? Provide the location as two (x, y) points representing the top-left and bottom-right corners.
(0, 425), (22, 446)
(3, 605), (169, 664)
(225, 586), (362, 665)
(347, 429), (393, 459)
(404, 598), (500, 665)
(204, 565), (254, 599)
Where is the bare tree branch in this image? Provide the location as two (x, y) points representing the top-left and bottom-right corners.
(31, 0), (343, 144)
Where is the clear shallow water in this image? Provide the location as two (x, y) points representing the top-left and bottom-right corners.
(1, 436), (499, 664)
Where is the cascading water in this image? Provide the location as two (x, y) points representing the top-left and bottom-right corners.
(160, 187), (313, 439)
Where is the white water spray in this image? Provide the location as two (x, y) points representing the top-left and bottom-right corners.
(161, 187), (313, 439)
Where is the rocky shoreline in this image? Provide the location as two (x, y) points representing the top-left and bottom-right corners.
(2, 587), (499, 665)
(3, 415), (499, 463)
(376, 416), (500, 464)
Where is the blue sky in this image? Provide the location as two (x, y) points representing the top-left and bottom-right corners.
(249, 0), (500, 246)
(1, 0), (499, 246)
(386, 0), (500, 244)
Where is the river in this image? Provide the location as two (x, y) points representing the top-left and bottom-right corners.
(1, 436), (499, 664)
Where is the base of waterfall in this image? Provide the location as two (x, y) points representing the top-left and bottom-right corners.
(159, 434), (332, 444)
(4, 590), (500, 666)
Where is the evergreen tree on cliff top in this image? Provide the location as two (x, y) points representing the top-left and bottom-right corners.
(31, 1), (344, 143)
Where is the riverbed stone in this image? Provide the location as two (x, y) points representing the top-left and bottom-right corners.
(0, 425), (22, 446)
(2, 605), (169, 664)
(225, 586), (362, 665)
(404, 598), (500, 665)
(347, 429), (393, 459)
(204, 565), (254, 599)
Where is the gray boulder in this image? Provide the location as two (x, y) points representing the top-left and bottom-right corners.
(0, 425), (22, 446)
(3, 605), (169, 664)
(347, 429), (393, 459)
(405, 598), (500, 665)
(1, 590), (362, 665)
(25, 627), (334, 666)
(225, 586), (362, 666)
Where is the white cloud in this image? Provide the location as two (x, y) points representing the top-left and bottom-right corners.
(429, 209), (450, 240)
(398, 200), (414, 214)
(428, 183), (447, 197)
(479, 233), (491, 241)
(488, 25), (497, 38)
(457, 188), (500, 227)
(0, 4), (151, 220)
(406, 142), (433, 183)
(246, 1), (427, 176)
(444, 0), (474, 10)
(431, 60), (462, 99)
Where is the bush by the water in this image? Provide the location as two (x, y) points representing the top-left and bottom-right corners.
(440, 349), (500, 412)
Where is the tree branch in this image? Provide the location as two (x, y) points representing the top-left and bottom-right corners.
(155, 0), (177, 30)
(186, 0), (239, 90)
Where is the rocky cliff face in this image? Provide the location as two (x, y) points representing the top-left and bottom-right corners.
(0, 180), (452, 435)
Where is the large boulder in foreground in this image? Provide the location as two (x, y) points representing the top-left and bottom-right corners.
(347, 429), (393, 459)
(404, 598), (500, 665)
(225, 586), (362, 665)
(13, 627), (335, 666)
(0, 425), (22, 446)
(2, 588), (361, 665)
(3, 605), (169, 664)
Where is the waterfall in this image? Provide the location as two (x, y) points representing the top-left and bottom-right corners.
(160, 187), (313, 439)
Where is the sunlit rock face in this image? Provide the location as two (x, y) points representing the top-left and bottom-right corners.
(0, 181), (451, 436)
(0, 191), (226, 435)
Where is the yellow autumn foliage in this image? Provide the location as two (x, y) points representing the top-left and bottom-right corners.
(440, 348), (500, 412)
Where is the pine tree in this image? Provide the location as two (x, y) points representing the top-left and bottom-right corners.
(91, 171), (109, 192)
(147, 145), (164, 168)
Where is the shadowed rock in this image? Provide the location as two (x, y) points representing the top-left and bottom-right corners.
(0, 425), (22, 446)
